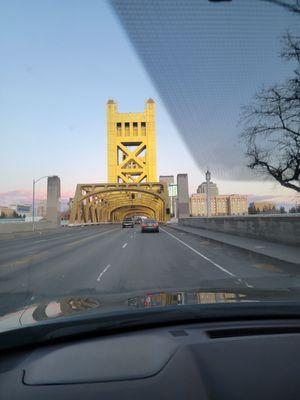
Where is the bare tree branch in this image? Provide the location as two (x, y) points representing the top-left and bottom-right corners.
(240, 33), (300, 192)
(261, 0), (300, 15)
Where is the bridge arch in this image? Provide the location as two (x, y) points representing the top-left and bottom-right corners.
(69, 183), (169, 224)
(110, 205), (156, 221)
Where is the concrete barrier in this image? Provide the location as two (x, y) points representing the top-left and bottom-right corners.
(0, 221), (58, 234)
(179, 215), (300, 246)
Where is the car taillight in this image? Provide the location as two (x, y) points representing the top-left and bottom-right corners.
(142, 224), (146, 228)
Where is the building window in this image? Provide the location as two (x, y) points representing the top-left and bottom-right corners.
(133, 122), (138, 136)
(125, 122), (130, 136)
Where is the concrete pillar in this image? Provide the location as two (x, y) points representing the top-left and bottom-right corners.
(177, 174), (190, 219)
(46, 176), (61, 225)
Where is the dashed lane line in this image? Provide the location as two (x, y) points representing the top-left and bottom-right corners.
(96, 264), (111, 282)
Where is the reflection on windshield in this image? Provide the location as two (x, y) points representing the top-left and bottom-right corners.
(28, 298), (101, 323)
(128, 291), (247, 308)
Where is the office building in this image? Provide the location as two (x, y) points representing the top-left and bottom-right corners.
(228, 195), (248, 215)
(190, 194), (248, 216)
(10, 204), (31, 217)
(159, 175), (174, 187)
(0, 206), (14, 217)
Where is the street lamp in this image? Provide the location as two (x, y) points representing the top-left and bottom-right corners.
(32, 175), (55, 232)
(205, 170), (211, 217)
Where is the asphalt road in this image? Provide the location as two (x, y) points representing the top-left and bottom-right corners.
(0, 224), (300, 316)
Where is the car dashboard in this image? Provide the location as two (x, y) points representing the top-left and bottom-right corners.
(1, 317), (300, 399)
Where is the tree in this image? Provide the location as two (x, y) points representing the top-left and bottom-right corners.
(279, 206), (286, 214)
(12, 211), (19, 218)
(248, 202), (259, 214)
(262, 1), (300, 15)
(240, 32), (300, 192)
(289, 204), (300, 213)
(0, 211), (5, 219)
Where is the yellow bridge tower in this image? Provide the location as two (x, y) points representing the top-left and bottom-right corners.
(69, 99), (170, 224)
(107, 99), (157, 183)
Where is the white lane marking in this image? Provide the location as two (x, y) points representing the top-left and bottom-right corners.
(237, 278), (254, 289)
(97, 264), (111, 282)
(122, 242), (128, 248)
(161, 228), (236, 278)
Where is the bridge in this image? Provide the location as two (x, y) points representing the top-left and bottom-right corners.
(69, 182), (168, 224)
(69, 99), (170, 224)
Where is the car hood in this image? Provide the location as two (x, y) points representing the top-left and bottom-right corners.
(1, 286), (300, 333)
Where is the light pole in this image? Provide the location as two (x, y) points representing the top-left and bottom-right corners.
(32, 175), (54, 232)
(205, 170), (211, 217)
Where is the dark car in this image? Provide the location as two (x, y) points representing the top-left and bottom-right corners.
(141, 219), (159, 233)
(122, 217), (134, 228)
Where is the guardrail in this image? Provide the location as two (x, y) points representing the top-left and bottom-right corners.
(179, 215), (300, 246)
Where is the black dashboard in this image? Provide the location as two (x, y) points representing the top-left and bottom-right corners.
(1, 318), (300, 399)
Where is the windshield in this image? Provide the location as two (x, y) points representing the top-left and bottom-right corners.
(0, 0), (300, 336)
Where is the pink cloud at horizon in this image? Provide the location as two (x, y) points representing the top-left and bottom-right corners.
(0, 189), (74, 206)
(0, 189), (299, 208)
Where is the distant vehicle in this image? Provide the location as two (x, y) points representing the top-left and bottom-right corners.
(122, 217), (134, 228)
(141, 219), (159, 233)
(135, 217), (142, 224)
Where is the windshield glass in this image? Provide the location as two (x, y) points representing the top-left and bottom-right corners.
(0, 0), (300, 334)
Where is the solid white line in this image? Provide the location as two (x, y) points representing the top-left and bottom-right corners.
(122, 242), (128, 248)
(97, 264), (111, 282)
(160, 227), (236, 278)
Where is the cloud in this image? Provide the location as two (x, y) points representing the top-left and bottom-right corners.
(0, 190), (72, 207)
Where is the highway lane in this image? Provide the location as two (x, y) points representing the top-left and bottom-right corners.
(0, 224), (300, 315)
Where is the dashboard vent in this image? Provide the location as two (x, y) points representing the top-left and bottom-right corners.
(207, 326), (300, 339)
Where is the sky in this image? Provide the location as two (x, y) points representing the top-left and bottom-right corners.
(0, 0), (299, 206)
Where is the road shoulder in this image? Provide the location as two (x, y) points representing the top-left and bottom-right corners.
(166, 224), (300, 265)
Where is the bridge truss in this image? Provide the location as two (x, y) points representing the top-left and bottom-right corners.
(69, 182), (170, 224)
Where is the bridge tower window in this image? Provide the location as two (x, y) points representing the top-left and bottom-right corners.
(141, 122), (146, 135)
